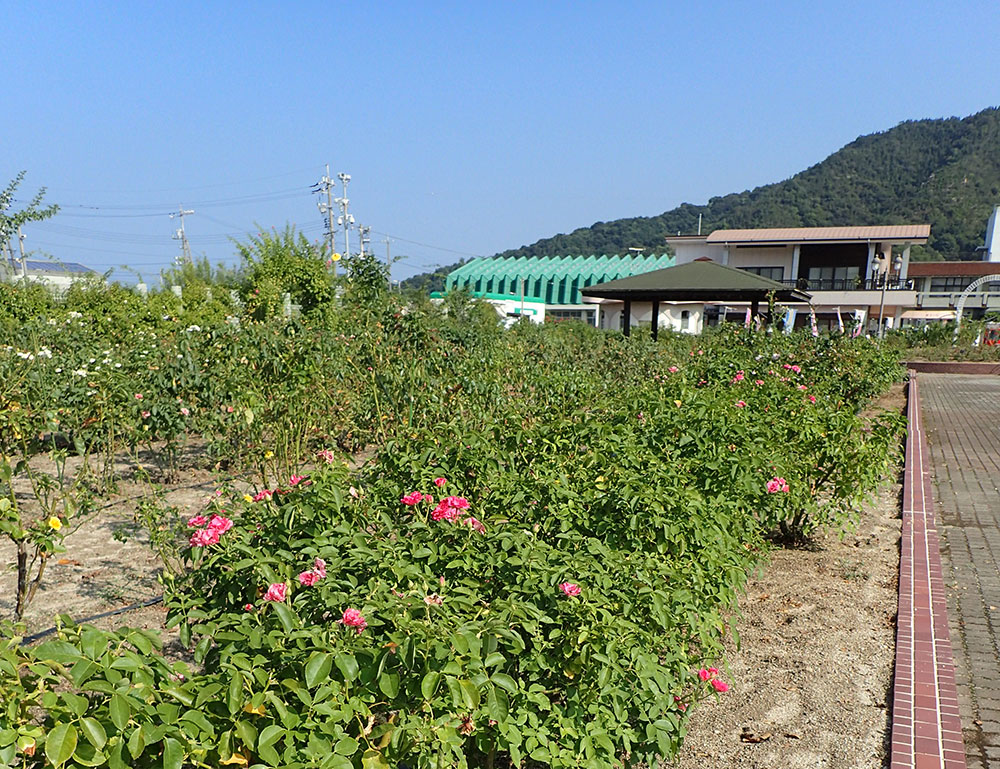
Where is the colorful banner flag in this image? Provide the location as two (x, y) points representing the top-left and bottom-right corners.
(744, 307), (752, 328)
(809, 307), (819, 337)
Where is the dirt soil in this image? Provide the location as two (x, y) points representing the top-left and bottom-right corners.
(0, 442), (225, 637)
(671, 384), (906, 769)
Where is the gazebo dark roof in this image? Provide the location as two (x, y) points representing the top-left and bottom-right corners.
(581, 259), (811, 303)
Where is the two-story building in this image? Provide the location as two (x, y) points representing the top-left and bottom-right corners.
(661, 225), (930, 330)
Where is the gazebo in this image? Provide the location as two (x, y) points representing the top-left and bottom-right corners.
(581, 259), (811, 337)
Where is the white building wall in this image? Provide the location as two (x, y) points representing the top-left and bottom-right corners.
(726, 246), (795, 279)
(596, 301), (703, 334)
(670, 241), (727, 265)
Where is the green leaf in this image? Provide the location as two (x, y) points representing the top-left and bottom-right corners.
(487, 686), (509, 723)
(44, 723), (78, 767)
(109, 695), (130, 731)
(459, 679), (480, 709)
(258, 724), (284, 749)
(272, 602), (295, 633)
(361, 748), (390, 769)
(334, 736), (358, 755)
(491, 673), (517, 693)
(335, 653), (359, 682)
(80, 718), (107, 750)
(378, 671), (400, 699)
(305, 652), (333, 688)
(107, 739), (127, 769)
(227, 673), (244, 715)
(71, 740), (106, 767)
(235, 720), (258, 749)
(162, 736), (183, 769)
(193, 635), (213, 664)
(127, 727), (145, 760)
(420, 671), (441, 699)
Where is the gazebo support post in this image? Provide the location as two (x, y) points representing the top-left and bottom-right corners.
(623, 300), (632, 337)
(751, 298), (760, 319)
(651, 300), (659, 340)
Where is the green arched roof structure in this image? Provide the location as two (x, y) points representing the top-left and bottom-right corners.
(444, 254), (674, 305)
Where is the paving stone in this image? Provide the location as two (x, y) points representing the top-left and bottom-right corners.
(921, 373), (1000, 767)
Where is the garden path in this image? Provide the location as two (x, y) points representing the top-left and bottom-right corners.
(921, 374), (1000, 769)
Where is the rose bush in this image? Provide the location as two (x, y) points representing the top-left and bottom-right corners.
(0, 255), (907, 767)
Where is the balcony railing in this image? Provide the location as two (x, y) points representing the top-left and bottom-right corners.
(778, 278), (913, 291)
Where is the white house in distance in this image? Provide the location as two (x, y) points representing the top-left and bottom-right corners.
(1, 258), (99, 292)
(660, 225), (930, 329)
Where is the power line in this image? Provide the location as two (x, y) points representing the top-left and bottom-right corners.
(14, 187), (310, 212)
(369, 229), (485, 258)
(37, 167), (317, 196)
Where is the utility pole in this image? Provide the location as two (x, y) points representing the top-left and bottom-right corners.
(335, 172), (353, 261)
(170, 206), (195, 264)
(314, 165), (338, 275)
(359, 225), (371, 258)
(17, 226), (27, 280)
(384, 237), (391, 288)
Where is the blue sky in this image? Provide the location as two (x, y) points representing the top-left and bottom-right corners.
(3, 1), (999, 283)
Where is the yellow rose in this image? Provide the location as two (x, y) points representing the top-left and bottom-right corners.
(48, 517), (62, 531)
(264, 450), (274, 459)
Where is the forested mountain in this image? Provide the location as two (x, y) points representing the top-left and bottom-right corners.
(405, 108), (1000, 291)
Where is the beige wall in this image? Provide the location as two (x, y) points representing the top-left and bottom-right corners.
(726, 246), (794, 279)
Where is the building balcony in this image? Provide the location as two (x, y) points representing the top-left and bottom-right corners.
(778, 278), (913, 291)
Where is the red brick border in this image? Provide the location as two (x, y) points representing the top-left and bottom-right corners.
(905, 361), (1000, 375)
(891, 374), (967, 769)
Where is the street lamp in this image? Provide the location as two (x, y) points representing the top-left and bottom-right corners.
(872, 252), (905, 339)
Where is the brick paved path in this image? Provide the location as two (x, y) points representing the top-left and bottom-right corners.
(921, 374), (1000, 768)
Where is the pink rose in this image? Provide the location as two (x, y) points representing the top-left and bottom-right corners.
(791, 365), (801, 374)
(289, 474), (309, 487)
(187, 515), (208, 528)
(317, 448), (336, 464)
(434, 477), (447, 488)
(766, 477), (790, 494)
(298, 570), (321, 586)
(189, 528), (220, 547)
(252, 489), (274, 502)
(711, 679), (729, 693)
(668, 366), (679, 373)
(400, 491), (423, 506)
(808, 394), (817, 403)
(698, 668), (711, 681)
(134, 393), (143, 400)
(734, 400), (746, 408)
(431, 496), (470, 522)
(207, 514), (233, 533)
(263, 583), (287, 602)
(340, 608), (367, 633)
(243, 603), (254, 611)
(180, 406), (190, 416)
(559, 582), (581, 597)
(141, 411), (151, 419)
(313, 558), (327, 578)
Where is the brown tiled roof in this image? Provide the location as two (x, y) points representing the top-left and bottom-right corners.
(704, 225), (930, 244)
(907, 261), (1000, 277)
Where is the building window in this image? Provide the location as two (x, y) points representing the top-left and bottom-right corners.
(680, 310), (690, 331)
(739, 266), (784, 281)
(806, 266), (860, 290)
(929, 277), (974, 292)
(547, 309), (596, 326)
